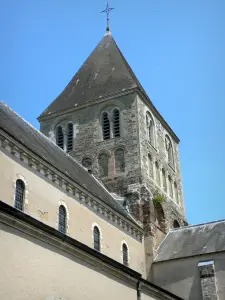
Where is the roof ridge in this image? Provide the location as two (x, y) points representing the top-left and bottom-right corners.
(169, 218), (225, 232)
(0, 101), (68, 155)
(109, 35), (142, 89)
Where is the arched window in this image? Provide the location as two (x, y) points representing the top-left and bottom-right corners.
(174, 182), (179, 203)
(168, 175), (173, 198)
(148, 154), (153, 178)
(66, 123), (73, 152)
(58, 205), (67, 234)
(162, 168), (167, 191)
(113, 109), (120, 138)
(102, 112), (110, 140)
(56, 126), (64, 150)
(122, 243), (129, 266)
(82, 157), (92, 172)
(173, 220), (180, 228)
(15, 179), (25, 211)
(165, 135), (174, 168)
(93, 226), (100, 251)
(155, 161), (160, 185)
(115, 148), (125, 173)
(98, 153), (109, 177)
(146, 112), (155, 147)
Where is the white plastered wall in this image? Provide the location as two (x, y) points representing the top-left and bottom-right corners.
(0, 150), (146, 276)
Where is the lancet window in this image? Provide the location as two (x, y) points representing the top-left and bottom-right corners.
(98, 153), (109, 177)
(165, 135), (174, 169)
(66, 123), (74, 152)
(15, 179), (25, 211)
(93, 226), (101, 252)
(146, 112), (155, 147)
(58, 205), (67, 234)
(122, 243), (129, 266)
(56, 126), (64, 150)
(115, 148), (125, 173)
(101, 108), (121, 140)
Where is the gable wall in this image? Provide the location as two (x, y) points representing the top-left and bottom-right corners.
(151, 253), (225, 300)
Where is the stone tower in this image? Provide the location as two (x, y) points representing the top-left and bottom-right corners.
(38, 30), (187, 276)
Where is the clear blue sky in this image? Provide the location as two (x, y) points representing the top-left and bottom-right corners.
(1, 0), (225, 225)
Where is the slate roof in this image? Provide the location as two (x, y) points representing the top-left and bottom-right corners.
(38, 31), (179, 142)
(154, 220), (225, 262)
(39, 31), (139, 118)
(0, 101), (137, 224)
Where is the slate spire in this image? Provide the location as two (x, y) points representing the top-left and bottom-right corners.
(39, 32), (141, 119)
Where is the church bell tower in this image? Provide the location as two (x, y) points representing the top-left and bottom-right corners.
(38, 28), (187, 276)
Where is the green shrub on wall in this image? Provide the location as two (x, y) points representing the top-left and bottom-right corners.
(152, 192), (165, 204)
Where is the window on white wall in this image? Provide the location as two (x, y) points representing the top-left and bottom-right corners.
(122, 243), (129, 266)
(58, 205), (67, 234)
(93, 226), (101, 252)
(15, 179), (25, 211)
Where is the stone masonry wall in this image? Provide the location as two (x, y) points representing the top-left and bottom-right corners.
(137, 94), (186, 227)
(40, 93), (143, 198)
(40, 91), (187, 276)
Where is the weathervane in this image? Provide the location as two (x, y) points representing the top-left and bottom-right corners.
(101, 1), (114, 32)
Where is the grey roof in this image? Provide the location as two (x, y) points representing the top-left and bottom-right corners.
(0, 101), (137, 224)
(154, 220), (225, 262)
(39, 31), (139, 118)
(38, 31), (179, 142)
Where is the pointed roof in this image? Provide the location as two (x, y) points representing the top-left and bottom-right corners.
(39, 31), (179, 142)
(39, 31), (139, 118)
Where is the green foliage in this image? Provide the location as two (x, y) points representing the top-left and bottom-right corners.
(152, 192), (165, 204)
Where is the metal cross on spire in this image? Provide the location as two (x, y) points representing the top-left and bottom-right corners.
(101, 1), (114, 32)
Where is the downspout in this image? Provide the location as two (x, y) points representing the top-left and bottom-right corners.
(137, 280), (141, 300)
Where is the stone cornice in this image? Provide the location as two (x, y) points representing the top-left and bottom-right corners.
(38, 86), (179, 146)
(141, 279), (183, 300)
(0, 129), (143, 242)
(38, 88), (137, 122)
